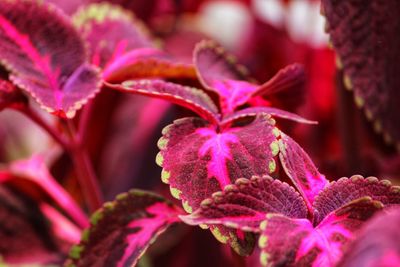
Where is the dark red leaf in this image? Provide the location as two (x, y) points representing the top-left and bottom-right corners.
(181, 175), (307, 232)
(278, 132), (328, 210)
(321, 0), (400, 146)
(338, 207), (400, 267)
(258, 197), (383, 267)
(252, 63), (306, 97)
(0, 78), (27, 111)
(221, 107), (317, 126)
(66, 190), (182, 267)
(105, 79), (219, 124)
(157, 114), (279, 213)
(0, 0), (100, 118)
(313, 175), (400, 225)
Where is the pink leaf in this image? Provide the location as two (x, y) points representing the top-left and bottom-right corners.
(258, 197), (383, 267)
(0, 0), (100, 118)
(157, 114), (279, 213)
(221, 107), (317, 126)
(278, 132), (328, 210)
(338, 207), (400, 267)
(321, 0), (400, 146)
(105, 79), (220, 124)
(251, 63), (306, 97)
(313, 175), (400, 225)
(181, 175), (308, 232)
(67, 190), (182, 267)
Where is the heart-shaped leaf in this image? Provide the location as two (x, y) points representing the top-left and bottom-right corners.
(73, 3), (196, 83)
(157, 114), (279, 212)
(258, 197), (383, 267)
(313, 175), (400, 225)
(221, 107), (317, 126)
(0, 0), (100, 118)
(321, 0), (400, 146)
(105, 79), (219, 124)
(278, 132), (328, 210)
(181, 175), (308, 232)
(66, 190), (182, 267)
(337, 207), (400, 267)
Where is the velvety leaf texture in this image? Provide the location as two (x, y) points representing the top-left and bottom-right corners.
(313, 175), (400, 225)
(181, 175), (308, 232)
(106, 79), (219, 124)
(258, 197), (383, 267)
(338, 207), (400, 267)
(321, 0), (400, 146)
(157, 114), (279, 213)
(278, 132), (328, 210)
(0, 0), (100, 118)
(67, 190), (182, 267)
(221, 107), (317, 126)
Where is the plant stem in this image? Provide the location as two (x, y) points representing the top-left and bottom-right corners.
(66, 120), (103, 212)
(77, 100), (94, 144)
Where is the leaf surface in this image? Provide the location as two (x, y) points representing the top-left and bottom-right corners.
(157, 115), (278, 212)
(181, 175), (307, 232)
(313, 175), (400, 225)
(106, 79), (219, 124)
(338, 207), (400, 267)
(0, 0), (101, 118)
(259, 197), (383, 267)
(67, 190), (182, 267)
(278, 132), (328, 210)
(0, 78), (27, 111)
(321, 0), (400, 146)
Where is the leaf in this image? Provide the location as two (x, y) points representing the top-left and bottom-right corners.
(66, 190), (182, 267)
(313, 175), (400, 225)
(157, 114), (279, 213)
(73, 2), (153, 68)
(337, 207), (400, 267)
(278, 132), (328, 210)
(0, 0), (101, 118)
(252, 63), (306, 97)
(0, 185), (67, 265)
(221, 107), (317, 126)
(105, 79), (220, 124)
(0, 78), (27, 111)
(0, 155), (88, 228)
(321, 0), (400, 146)
(73, 3), (196, 83)
(258, 197), (383, 267)
(181, 175), (308, 232)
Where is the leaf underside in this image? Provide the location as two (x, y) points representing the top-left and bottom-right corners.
(0, 0), (100, 118)
(66, 190), (182, 267)
(259, 197), (383, 267)
(0, 78), (27, 111)
(105, 79), (219, 124)
(321, 0), (400, 146)
(181, 175), (308, 232)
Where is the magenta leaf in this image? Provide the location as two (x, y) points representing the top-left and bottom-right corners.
(0, 0), (100, 118)
(258, 197), (383, 267)
(0, 78), (27, 112)
(313, 175), (400, 225)
(0, 185), (70, 265)
(73, 3), (196, 83)
(321, 0), (400, 146)
(181, 175), (308, 232)
(221, 107), (317, 126)
(278, 132), (328, 210)
(157, 114), (278, 212)
(338, 207), (400, 267)
(0, 155), (88, 228)
(66, 190), (182, 267)
(106, 79), (220, 124)
(252, 63), (306, 97)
